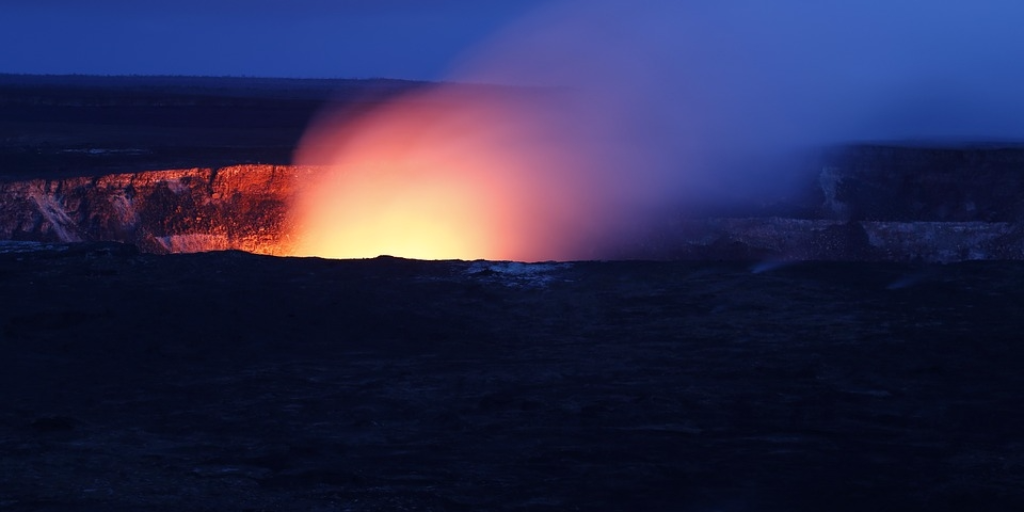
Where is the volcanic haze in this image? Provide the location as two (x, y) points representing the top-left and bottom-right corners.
(290, 0), (1024, 261)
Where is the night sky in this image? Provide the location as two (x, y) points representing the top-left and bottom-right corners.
(4, 0), (1024, 142)
(0, 0), (552, 80)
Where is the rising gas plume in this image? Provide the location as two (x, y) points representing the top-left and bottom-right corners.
(291, 0), (1024, 261)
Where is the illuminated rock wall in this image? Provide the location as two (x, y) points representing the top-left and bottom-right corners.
(0, 165), (319, 255)
(1, 147), (1024, 261)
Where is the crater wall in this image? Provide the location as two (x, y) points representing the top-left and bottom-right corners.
(2, 146), (1024, 262)
(0, 165), (317, 255)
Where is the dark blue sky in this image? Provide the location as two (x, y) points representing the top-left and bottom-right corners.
(0, 0), (552, 79)
(5, 0), (1024, 142)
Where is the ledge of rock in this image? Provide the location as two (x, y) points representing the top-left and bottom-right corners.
(1, 145), (1024, 262)
(0, 165), (317, 255)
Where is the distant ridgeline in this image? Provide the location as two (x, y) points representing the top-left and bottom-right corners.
(0, 74), (432, 179)
(614, 144), (1024, 262)
(0, 73), (426, 102)
(1, 145), (1024, 261)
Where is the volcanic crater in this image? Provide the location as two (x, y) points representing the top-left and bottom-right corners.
(1, 75), (1023, 511)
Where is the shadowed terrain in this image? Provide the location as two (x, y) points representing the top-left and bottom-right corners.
(0, 74), (424, 178)
(1, 245), (1023, 511)
(1, 75), (1023, 510)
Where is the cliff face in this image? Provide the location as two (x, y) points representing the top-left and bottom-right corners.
(813, 145), (1024, 223)
(2, 146), (1024, 262)
(0, 165), (318, 255)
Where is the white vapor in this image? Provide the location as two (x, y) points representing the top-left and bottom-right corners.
(293, 0), (1024, 260)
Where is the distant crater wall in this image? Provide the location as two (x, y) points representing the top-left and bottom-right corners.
(0, 165), (318, 255)
(811, 145), (1024, 223)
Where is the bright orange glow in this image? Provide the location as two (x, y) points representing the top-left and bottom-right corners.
(289, 87), (600, 261)
(285, 2), (708, 262)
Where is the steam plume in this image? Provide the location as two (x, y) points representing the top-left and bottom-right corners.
(292, 0), (1024, 261)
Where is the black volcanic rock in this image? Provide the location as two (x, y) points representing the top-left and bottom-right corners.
(0, 245), (1022, 511)
(0, 74), (428, 178)
(813, 145), (1024, 222)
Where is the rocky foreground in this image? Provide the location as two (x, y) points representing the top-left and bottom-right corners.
(1, 244), (1022, 511)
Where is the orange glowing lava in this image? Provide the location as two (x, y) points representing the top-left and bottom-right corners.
(289, 87), (600, 261)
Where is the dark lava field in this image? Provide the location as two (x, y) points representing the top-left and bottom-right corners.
(1, 75), (1023, 511)
(2, 245), (1023, 511)
(0, 74), (421, 178)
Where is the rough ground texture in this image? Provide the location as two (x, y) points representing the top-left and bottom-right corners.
(0, 165), (314, 255)
(1, 244), (1022, 511)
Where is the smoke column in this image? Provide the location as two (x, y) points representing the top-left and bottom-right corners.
(291, 0), (1024, 261)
